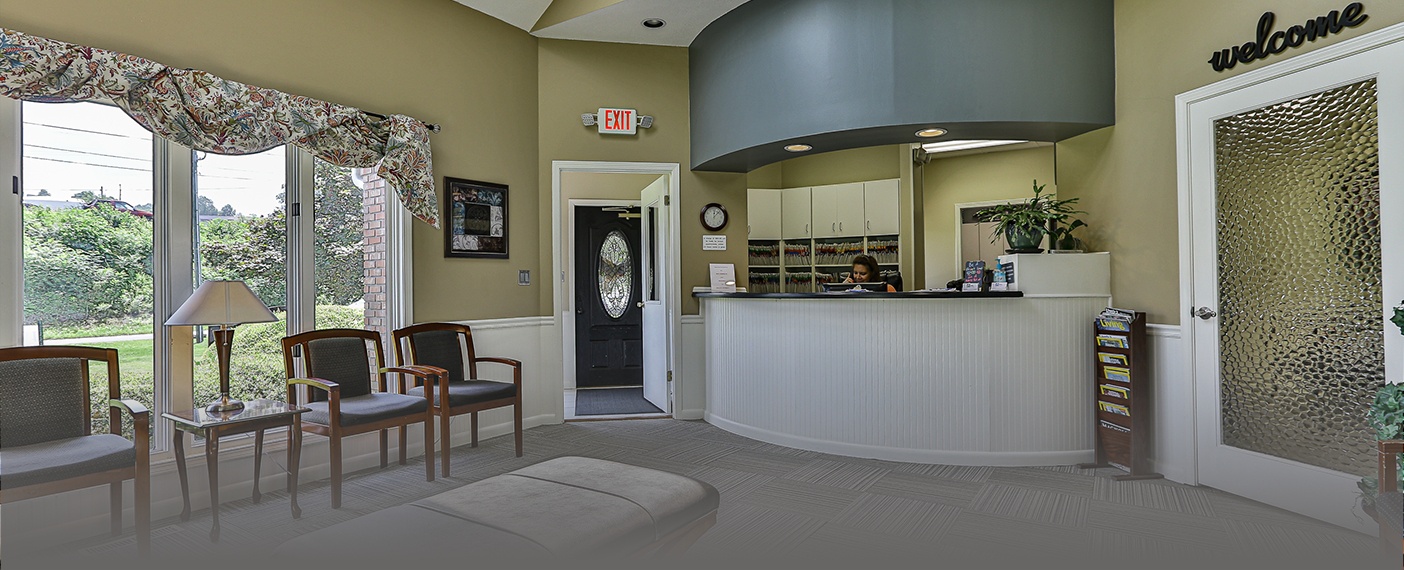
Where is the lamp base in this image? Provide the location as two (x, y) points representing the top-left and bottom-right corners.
(205, 396), (245, 413)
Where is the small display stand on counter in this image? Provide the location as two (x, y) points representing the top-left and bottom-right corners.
(1079, 307), (1162, 480)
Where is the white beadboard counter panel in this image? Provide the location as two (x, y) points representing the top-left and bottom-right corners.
(702, 296), (1108, 466)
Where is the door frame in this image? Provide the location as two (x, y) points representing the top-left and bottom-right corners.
(552, 161), (681, 414)
(952, 198), (1020, 277)
(567, 198), (642, 391)
(1175, 21), (1404, 526)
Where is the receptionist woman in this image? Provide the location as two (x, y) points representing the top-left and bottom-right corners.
(842, 255), (896, 292)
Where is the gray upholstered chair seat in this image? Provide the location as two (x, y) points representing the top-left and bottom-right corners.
(0, 433), (136, 488)
(303, 393), (429, 427)
(273, 456), (719, 559)
(406, 379), (517, 407)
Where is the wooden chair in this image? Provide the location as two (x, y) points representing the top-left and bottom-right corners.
(281, 328), (440, 509)
(392, 322), (523, 477)
(0, 346), (150, 554)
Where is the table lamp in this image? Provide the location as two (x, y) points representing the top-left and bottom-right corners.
(166, 280), (277, 412)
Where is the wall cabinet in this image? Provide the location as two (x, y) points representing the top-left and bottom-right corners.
(781, 187), (812, 239)
(811, 183), (864, 238)
(747, 189), (782, 240)
(863, 179), (900, 235)
(749, 178), (904, 292)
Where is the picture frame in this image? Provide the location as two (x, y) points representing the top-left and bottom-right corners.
(443, 177), (508, 258)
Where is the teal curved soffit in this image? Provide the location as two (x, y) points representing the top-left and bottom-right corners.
(689, 0), (1115, 172)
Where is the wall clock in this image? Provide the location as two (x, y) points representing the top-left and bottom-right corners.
(700, 203), (728, 232)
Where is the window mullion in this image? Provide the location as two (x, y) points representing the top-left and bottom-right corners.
(286, 148), (316, 334)
(154, 139), (195, 451)
(0, 97), (20, 348)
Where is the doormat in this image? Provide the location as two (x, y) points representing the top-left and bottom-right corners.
(575, 387), (663, 416)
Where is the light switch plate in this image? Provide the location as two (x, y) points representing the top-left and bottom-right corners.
(518, 270), (531, 286)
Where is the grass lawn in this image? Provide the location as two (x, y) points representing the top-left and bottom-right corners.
(84, 338), (209, 377)
(44, 317), (153, 340)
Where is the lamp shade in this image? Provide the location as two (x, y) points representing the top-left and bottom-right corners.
(165, 280), (277, 326)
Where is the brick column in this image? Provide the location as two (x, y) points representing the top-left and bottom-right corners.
(354, 168), (389, 343)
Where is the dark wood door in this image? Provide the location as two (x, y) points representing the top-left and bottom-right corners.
(574, 206), (643, 388)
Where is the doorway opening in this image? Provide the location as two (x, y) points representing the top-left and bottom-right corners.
(553, 163), (681, 421)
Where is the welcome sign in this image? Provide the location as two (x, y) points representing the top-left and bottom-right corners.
(1208, 2), (1368, 71)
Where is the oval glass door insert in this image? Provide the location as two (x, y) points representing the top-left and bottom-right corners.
(598, 230), (632, 319)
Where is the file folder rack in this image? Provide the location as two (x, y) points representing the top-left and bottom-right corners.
(1080, 311), (1162, 480)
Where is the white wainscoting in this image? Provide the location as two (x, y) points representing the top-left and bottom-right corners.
(703, 296), (1108, 465)
(1146, 324), (1194, 484)
(676, 315), (706, 420)
(2, 316), (560, 550)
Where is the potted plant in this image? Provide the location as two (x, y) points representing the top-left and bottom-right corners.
(1359, 383), (1404, 513)
(1048, 218), (1088, 252)
(974, 180), (1084, 254)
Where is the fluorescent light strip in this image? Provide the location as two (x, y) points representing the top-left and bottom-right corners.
(920, 139), (1028, 153)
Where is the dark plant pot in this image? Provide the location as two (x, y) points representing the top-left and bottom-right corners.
(1005, 225), (1045, 254)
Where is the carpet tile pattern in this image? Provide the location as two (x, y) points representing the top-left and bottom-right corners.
(11, 418), (1390, 569)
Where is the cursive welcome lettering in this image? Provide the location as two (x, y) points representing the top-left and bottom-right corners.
(1209, 2), (1368, 71)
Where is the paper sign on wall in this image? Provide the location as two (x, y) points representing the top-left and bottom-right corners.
(702, 235), (727, 251)
(709, 263), (737, 293)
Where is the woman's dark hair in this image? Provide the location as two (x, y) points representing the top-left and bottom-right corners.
(851, 255), (881, 281)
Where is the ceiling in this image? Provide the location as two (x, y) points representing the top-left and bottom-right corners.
(454, 0), (751, 46)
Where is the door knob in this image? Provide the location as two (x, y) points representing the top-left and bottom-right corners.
(1194, 307), (1217, 320)
(636, 302), (644, 308)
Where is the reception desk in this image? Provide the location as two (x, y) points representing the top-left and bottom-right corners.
(698, 289), (1109, 466)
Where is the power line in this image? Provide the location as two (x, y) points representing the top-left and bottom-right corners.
(24, 155), (152, 173)
(25, 144), (149, 163)
(23, 121), (149, 140)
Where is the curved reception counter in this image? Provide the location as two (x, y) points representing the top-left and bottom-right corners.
(698, 290), (1109, 466)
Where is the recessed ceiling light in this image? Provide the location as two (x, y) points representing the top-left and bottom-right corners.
(915, 128), (947, 138)
(783, 144), (813, 152)
(920, 140), (1028, 153)
(642, 18), (666, 29)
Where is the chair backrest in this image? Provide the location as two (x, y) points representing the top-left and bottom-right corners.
(0, 346), (118, 448)
(282, 329), (384, 401)
(393, 323), (476, 382)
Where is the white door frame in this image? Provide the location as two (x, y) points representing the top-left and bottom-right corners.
(1176, 21), (1404, 530)
(565, 198), (641, 391)
(952, 198), (1020, 276)
(552, 161), (682, 412)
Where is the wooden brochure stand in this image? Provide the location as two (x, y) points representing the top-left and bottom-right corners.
(1079, 311), (1162, 480)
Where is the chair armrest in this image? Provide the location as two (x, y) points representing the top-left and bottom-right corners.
(110, 398), (149, 417)
(381, 366), (447, 405)
(382, 365), (448, 380)
(287, 377), (339, 393)
(472, 357), (523, 388)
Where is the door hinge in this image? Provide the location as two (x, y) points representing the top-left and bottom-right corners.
(664, 195), (670, 206)
(11, 176), (18, 195)
(290, 202), (301, 216)
(667, 370), (673, 383)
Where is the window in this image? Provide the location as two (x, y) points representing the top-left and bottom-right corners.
(0, 99), (406, 452)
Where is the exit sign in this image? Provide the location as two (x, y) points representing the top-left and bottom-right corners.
(598, 108), (637, 135)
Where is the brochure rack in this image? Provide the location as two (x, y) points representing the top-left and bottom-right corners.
(1080, 310), (1162, 480)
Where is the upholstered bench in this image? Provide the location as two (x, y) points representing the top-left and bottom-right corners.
(273, 456), (719, 563)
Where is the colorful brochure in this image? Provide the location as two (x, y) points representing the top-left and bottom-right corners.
(1096, 334), (1128, 349)
(1097, 352), (1128, 366)
(1096, 318), (1130, 332)
(1098, 401), (1130, 416)
(1103, 366), (1131, 382)
(1100, 384), (1130, 399)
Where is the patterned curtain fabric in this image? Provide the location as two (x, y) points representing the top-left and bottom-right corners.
(0, 28), (439, 227)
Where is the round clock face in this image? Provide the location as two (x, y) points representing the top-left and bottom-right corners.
(701, 203), (727, 231)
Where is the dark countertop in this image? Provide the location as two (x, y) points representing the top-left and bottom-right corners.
(693, 291), (1024, 299)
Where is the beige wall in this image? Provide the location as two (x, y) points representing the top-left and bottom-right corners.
(1, 0), (543, 322)
(746, 145), (902, 188)
(922, 146), (1057, 285)
(1060, 0), (1404, 324)
(537, 39), (747, 315)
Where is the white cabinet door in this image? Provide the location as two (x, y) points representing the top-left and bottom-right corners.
(833, 182), (865, 237)
(747, 189), (782, 240)
(781, 187), (812, 239)
(863, 179), (900, 235)
(809, 185), (837, 238)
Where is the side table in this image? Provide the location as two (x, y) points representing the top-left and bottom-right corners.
(164, 398), (309, 541)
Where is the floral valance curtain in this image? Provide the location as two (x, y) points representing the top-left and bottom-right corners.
(0, 28), (439, 227)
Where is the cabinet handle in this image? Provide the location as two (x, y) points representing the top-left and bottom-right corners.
(866, 221), (871, 232)
(748, 225), (751, 236)
(839, 221), (843, 232)
(805, 223), (809, 234)
(831, 222), (836, 232)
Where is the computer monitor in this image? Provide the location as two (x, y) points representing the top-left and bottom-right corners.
(821, 282), (887, 292)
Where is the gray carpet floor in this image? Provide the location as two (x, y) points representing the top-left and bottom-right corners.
(13, 419), (1391, 569)
(575, 387), (664, 415)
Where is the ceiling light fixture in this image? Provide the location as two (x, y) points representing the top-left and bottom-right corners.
(642, 18), (666, 29)
(920, 139), (1028, 153)
(915, 128), (947, 138)
(783, 144), (813, 152)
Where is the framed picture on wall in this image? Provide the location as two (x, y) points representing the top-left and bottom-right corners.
(444, 177), (509, 258)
